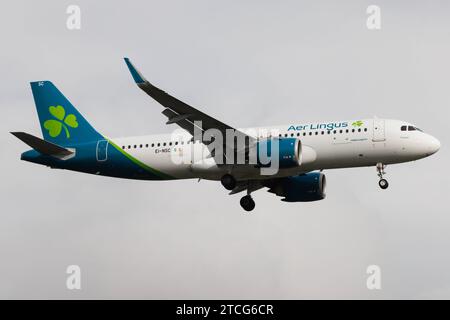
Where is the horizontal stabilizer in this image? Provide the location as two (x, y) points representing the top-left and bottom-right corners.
(11, 132), (73, 156)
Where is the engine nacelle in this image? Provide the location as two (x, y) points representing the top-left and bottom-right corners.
(268, 172), (326, 202)
(256, 138), (301, 168)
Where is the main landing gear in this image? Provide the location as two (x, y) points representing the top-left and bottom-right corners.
(221, 174), (256, 212)
(240, 194), (255, 212)
(221, 174), (236, 191)
(376, 162), (389, 190)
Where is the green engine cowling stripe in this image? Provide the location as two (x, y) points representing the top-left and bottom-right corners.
(107, 139), (175, 180)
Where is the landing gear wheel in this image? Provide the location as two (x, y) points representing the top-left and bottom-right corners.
(240, 195), (255, 212)
(379, 179), (389, 189)
(221, 174), (236, 190)
(376, 163), (388, 190)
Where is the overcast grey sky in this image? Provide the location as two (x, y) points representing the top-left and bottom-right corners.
(0, 0), (449, 299)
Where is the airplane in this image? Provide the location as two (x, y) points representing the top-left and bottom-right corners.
(12, 58), (441, 212)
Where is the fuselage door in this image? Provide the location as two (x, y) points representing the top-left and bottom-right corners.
(96, 140), (109, 161)
(372, 118), (386, 142)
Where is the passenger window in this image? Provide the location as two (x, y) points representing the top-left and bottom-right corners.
(163, 142), (166, 146)
(291, 133), (294, 137)
(134, 145), (137, 148)
(128, 145), (131, 149)
(284, 134), (288, 137)
(401, 125), (407, 131)
(364, 128), (367, 132)
(339, 130), (343, 134)
(151, 143), (154, 147)
(157, 143), (160, 147)
(303, 132), (306, 136)
(358, 128), (361, 132)
(169, 142), (172, 146)
(321, 131), (324, 135)
(333, 130), (337, 134)
(315, 131), (318, 135)
(352, 129), (355, 133)
(345, 129), (349, 133)
(327, 131), (331, 134)
(309, 132), (312, 136)
(139, 144), (143, 148)
(297, 132), (300, 137)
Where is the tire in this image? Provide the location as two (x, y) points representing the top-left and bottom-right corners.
(240, 195), (255, 212)
(379, 179), (389, 189)
(221, 174), (236, 190)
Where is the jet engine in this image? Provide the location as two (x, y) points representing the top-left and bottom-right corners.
(254, 137), (317, 169)
(255, 138), (301, 168)
(267, 172), (326, 202)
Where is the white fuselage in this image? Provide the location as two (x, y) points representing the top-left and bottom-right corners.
(109, 118), (440, 181)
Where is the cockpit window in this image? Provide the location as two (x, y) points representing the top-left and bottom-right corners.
(402, 125), (423, 132)
(406, 126), (423, 132)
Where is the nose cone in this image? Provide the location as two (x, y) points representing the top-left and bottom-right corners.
(427, 136), (441, 155)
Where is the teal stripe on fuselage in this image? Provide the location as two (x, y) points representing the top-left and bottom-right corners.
(20, 138), (175, 181)
(107, 139), (175, 180)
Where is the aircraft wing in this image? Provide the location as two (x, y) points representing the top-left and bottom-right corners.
(124, 58), (255, 160)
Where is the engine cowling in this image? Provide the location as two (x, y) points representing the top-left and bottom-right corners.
(268, 172), (326, 202)
(256, 138), (301, 168)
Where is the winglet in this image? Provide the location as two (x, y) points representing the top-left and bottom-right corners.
(124, 57), (147, 84)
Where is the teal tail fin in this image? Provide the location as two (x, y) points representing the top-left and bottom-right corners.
(30, 81), (102, 146)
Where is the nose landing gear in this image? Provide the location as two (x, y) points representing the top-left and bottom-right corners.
(379, 178), (389, 189)
(376, 163), (389, 189)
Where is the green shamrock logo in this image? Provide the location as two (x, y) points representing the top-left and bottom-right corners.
(43, 105), (78, 138)
(352, 120), (363, 127)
